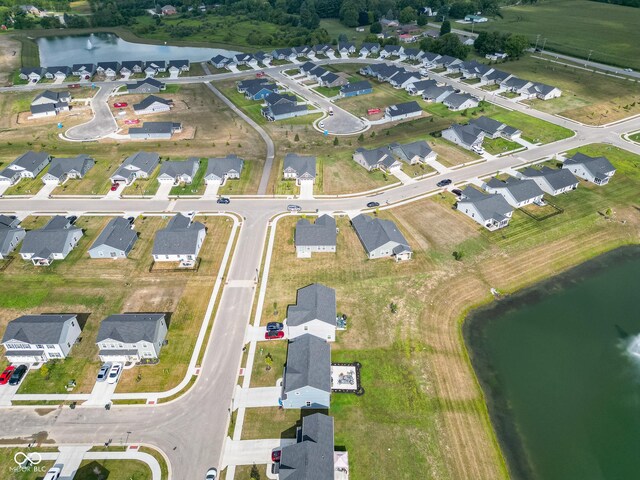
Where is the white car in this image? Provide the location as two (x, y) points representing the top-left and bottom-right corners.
(106, 363), (123, 384)
(205, 467), (218, 479)
(319, 121), (325, 129)
(44, 467), (62, 480)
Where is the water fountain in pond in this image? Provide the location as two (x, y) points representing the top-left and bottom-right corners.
(86, 38), (93, 50)
(628, 335), (640, 359)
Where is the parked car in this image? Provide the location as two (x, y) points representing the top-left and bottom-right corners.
(113, 102), (128, 108)
(8, 364), (27, 386)
(124, 119), (140, 125)
(266, 322), (284, 332)
(366, 201), (380, 208)
(43, 467), (62, 480)
(436, 179), (452, 187)
(96, 363), (111, 382)
(271, 450), (282, 462)
(217, 197), (230, 204)
(256, 71), (266, 78)
(328, 107), (334, 116)
(451, 188), (463, 197)
(318, 121), (325, 129)
(67, 215), (78, 224)
(107, 363), (123, 384)
(624, 68), (633, 72)
(205, 468), (218, 480)
(287, 205), (302, 212)
(265, 330), (285, 340)
(69, 83), (80, 88)
(0, 366), (15, 385)
(367, 108), (381, 115)
(110, 183), (119, 191)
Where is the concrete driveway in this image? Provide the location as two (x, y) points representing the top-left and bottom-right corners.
(299, 180), (314, 199)
(232, 386), (281, 410)
(222, 438), (296, 468)
(0, 383), (20, 406)
(83, 380), (118, 407)
(153, 182), (173, 200)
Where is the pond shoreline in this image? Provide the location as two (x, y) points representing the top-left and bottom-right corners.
(462, 245), (640, 480)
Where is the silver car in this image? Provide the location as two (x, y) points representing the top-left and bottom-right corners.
(96, 363), (111, 382)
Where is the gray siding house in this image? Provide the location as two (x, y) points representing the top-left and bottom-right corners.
(282, 334), (331, 409)
(279, 413), (335, 480)
(519, 166), (579, 196)
(126, 78), (166, 94)
(2, 314), (81, 364)
(88, 217), (138, 259)
(152, 213), (206, 266)
(295, 215), (337, 258)
(96, 313), (168, 363)
(110, 152), (160, 185)
(157, 158), (200, 185)
(204, 155), (244, 185)
(0, 151), (51, 185)
(41, 155), (95, 184)
(456, 186), (513, 230)
(0, 215), (26, 259)
(283, 154), (316, 185)
(442, 123), (485, 152)
(351, 213), (412, 261)
(563, 153), (616, 185)
(484, 176), (545, 208)
(389, 141), (437, 165)
(129, 122), (182, 140)
(286, 283), (337, 342)
(133, 95), (173, 115)
(20, 216), (83, 266)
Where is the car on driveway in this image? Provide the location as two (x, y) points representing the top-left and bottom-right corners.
(366, 201), (380, 208)
(205, 467), (218, 479)
(217, 197), (230, 204)
(43, 467), (62, 480)
(265, 330), (285, 340)
(113, 102), (128, 108)
(110, 183), (119, 191)
(451, 188), (463, 197)
(0, 366), (15, 385)
(271, 449), (282, 462)
(96, 363), (111, 382)
(106, 363), (123, 384)
(266, 322), (284, 332)
(8, 364), (27, 386)
(287, 205), (301, 212)
(436, 179), (452, 188)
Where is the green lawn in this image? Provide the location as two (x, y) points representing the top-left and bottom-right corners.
(215, 81), (266, 125)
(250, 341), (287, 388)
(488, 109), (573, 144)
(53, 159), (115, 195)
(467, 0), (640, 70)
(122, 166), (161, 196)
(0, 447), (55, 480)
(483, 137), (523, 155)
(313, 85), (342, 98)
(74, 459), (150, 480)
(630, 132), (640, 143)
(2, 167), (48, 195)
(170, 159), (207, 196)
(319, 18), (371, 44)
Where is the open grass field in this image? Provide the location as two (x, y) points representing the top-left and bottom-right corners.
(241, 144), (640, 480)
(496, 57), (640, 125)
(0, 447), (55, 480)
(0, 83), (265, 195)
(468, 0), (640, 70)
(0, 214), (233, 395)
(75, 459), (150, 480)
(483, 137), (523, 155)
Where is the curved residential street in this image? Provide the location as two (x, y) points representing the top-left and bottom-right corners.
(1, 54), (640, 479)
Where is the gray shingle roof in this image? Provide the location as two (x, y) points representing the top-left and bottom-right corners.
(279, 413), (335, 480)
(112, 152), (160, 180)
(152, 213), (205, 256)
(205, 155), (244, 181)
(460, 186), (513, 221)
(129, 122), (181, 135)
(351, 213), (411, 255)
(284, 154), (316, 178)
(133, 95), (172, 111)
(158, 158), (199, 179)
(20, 216), (81, 258)
(340, 80), (372, 94)
(7, 151), (50, 174)
(96, 314), (165, 343)
(90, 217), (137, 252)
(354, 147), (390, 169)
(287, 283), (337, 327)
(469, 116), (504, 136)
(295, 216), (337, 249)
(283, 334), (331, 394)
(389, 141), (433, 163)
(486, 176), (544, 203)
(386, 101), (421, 117)
(265, 102), (308, 117)
(446, 123), (484, 147)
(520, 166), (579, 191)
(2, 314), (77, 344)
(126, 77), (165, 91)
(33, 90), (70, 103)
(46, 155), (94, 180)
(565, 152), (615, 177)
(443, 92), (477, 109)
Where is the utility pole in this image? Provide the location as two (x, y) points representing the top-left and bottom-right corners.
(587, 49), (594, 63)
(542, 38), (547, 51)
(534, 34), (540, 51)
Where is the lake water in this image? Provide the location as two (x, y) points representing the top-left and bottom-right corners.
(464, 247), (640, 480)
(36, 33), (237, 67)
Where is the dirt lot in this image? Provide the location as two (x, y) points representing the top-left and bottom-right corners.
(0, 36), (21, 85)
(0, 214), (234, 394)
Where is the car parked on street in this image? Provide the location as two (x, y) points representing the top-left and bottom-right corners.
(265, 330), (285, 340)
(217, 197), (230, 204)
(266, 322), (284, 332)
(0, 366), (15, 385)
(436, 179), (452, 187)
(8, 364), (27, 386)
(107, 363), (122, 384)
(287, 205), (301, 212)
(96, 363), (111, 382)
(366, 201), (380, 208)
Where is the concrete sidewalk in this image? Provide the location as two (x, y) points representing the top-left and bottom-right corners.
(232, 386), (281, 410)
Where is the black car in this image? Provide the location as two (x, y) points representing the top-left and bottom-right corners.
(436, 179), (452, 188)
(217, 197), (230, 204)
(266, 322), (284, 332)
(451, 188), (463, 197)
(8, 364), (28, 386)
(366, 201), (380, 208)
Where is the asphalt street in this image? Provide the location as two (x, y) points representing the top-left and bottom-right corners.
(64, 85), (119, 141)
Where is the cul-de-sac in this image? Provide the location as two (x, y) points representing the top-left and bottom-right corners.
(0, 1), (639, 479)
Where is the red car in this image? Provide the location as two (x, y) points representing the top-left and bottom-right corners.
(265, 330), (284, 340)
(367, 108), (381, 115)
(113, 102), (128, 108)
(256, 71), (265, 78)
(271, 450), (281, 462)
(124, 119), (140, 125)
(110, 183), (119, 191)
(69, 83), (80, 88)
(0, 366), (15, 385)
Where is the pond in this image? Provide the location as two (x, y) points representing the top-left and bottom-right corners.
(464, 246), (640, 480)
(36, 32), (237, 66)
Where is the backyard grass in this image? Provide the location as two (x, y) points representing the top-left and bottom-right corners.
(483, 137), (523, 155)
(1, 214), (233, 395)
(488, 109), (573, 144)
(241, 407), (326, 440)
(468, 0), (640, 70)
(74, 459), (150, 480)
(496, 57), (640, 125)
(243, 146), (640, 479)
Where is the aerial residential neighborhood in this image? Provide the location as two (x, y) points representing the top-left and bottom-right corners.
(0, 1), (639, 479)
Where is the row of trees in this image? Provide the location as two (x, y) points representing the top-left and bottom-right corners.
(473, 30), (529, 58)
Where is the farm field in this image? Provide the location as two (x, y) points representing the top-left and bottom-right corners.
(467, 0), (640, 70)
(0, 214), (233, 395)
(239, 143), (640, 480)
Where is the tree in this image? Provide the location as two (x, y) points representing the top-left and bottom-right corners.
(333, 136), (340, 146)
(340, 1), (359, 27)
(294, 133), (300, 141)
(440, 19), (451, 35)
(265, 353), (273, 371)
(503, 34), (530, 58)
(358, 133), (365, 143)
(438, 33), (470, 58)
(250, 463), (261, 480)
(452, 251), (464, 261)
(399, 6), (416, 24)
(370, 21), (382, 33)
(417, 14), (427, 26)
(358, 11), (370, 26)
(300, 0), (320, 29)
(390, 302), (398, 314)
